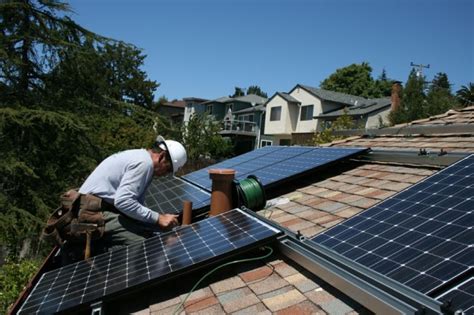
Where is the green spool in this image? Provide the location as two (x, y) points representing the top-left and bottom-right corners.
(235, 175), (266, 211)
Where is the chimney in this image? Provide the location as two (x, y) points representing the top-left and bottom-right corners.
(391, 81), (402, 112)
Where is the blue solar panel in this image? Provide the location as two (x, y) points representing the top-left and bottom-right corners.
(144, 176), (210, 214)
(183, 146), (368, 190)
(311, 154), (474, 304)
(18, 209), (282, 314)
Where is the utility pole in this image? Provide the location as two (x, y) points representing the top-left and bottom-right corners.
(410, 62), (430, 78)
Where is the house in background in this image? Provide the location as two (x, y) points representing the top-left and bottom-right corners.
(156, 99), (186, 123)
(314, 97), (392, 130)
(182, 97), (209, 125)
(263, 84), (394, 145)
(198, 94), (268, 154)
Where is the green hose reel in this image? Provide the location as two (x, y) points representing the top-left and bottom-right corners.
(233, 175), (266, 211)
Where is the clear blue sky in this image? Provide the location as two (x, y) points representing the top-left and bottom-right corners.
(68, 0), (473, 101)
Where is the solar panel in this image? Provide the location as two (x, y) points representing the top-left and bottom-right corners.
(183, 146), (367, 190)
(18, 209), (281, 314)
(311, 154), (474, 302)
(436, 277), (474, 313)
(144, 176), (210, 214)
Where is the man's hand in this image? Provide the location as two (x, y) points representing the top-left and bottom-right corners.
(157, 214), (179, 230)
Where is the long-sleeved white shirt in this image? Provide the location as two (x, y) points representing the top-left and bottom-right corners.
(79, 149), (158, 225)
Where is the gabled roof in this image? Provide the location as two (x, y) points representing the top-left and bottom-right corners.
(293, 84), (368, 106)
(203, 94), (267, 106)
(162, 100), (186, 108)
(315, 97), (391, 118)
(263, 92), (301, 107)
(233, 104), (265, 114)
(182, 97), (209, 103)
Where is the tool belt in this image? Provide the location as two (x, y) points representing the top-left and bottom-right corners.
(43, 190), (109, 246)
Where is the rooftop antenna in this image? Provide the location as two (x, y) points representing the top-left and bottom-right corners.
(410, 62), (430, 78)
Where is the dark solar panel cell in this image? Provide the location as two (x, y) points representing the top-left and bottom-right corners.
(373, 242), (404, 257)
(369, 258), (399, 274)
(387, 266), (420, 283)
(358, 237), (387, 251)
(406, 275), (443, 293)
(427, 261), (467, 282)
(389, 247), (421, 264)
(343, 247), (367, 259)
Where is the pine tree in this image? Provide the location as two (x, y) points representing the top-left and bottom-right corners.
(425, 73), (457, 116)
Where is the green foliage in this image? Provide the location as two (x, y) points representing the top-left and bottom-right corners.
(0, 108), (97, 255)
(389, 69), (425, 125)
(230, 87), (245, 98)
(0, 257), (40, 314)
(456, 83), (474, 106)
(425, 73), (457, 116)
(45, 41), (158, 109)
(182, 113), (232, 161)
(312, 108), (355, 144)
(230, 85), (268, 98)
(389, 71), (460, 125)
(0, 0), (99, 104)
(320, 63), (392, 98)
(246, 85), (268, 98)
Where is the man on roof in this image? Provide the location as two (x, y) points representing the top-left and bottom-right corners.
(59, 136), (187, 263)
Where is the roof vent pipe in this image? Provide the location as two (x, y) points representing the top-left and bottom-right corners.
(208, 169), (235, 216)
(182, 200), (192, 225)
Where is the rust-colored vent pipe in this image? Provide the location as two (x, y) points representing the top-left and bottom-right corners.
(182, 200), (192, 225)
(208, 169), (235, 216)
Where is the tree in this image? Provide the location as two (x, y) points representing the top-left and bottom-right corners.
(425, 73), (457, 116)
(320, 62), (375, 98)
(370, 69), (393, 98)
(456, 83), (474, 106)
(182, 113), (232, 161)
(0, 0), (99, 105)
(312, 108), (355, 144)
(230, 87), (245, 98)
(45, 41), (158, 109)
(389, 69), (426, 125)
(320, 63), (395, 99)
(247, 85), (267, 98)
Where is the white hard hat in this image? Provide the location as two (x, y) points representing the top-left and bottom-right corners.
(156, 136), (187, 174)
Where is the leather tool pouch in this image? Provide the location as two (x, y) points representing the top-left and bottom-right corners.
(43, 191), (105, 245)
(75, 194), (105, 240)
(43, 190), (80, 245)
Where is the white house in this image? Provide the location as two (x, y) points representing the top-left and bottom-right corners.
(262, 84), (392, 145)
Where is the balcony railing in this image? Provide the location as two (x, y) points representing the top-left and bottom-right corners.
(221, 120), (257, 135)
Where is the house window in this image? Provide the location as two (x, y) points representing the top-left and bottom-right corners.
(279, 139), (291, 145)
(270, 106), (281, 121)
(300, 105), (314, 121)
(186, 105), (192, 113)
(261, 140), (272, 147)
(226, 103), (233, 113)
(207, 105), (213, 114)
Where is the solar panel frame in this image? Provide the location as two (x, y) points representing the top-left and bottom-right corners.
(18, 209), (281, 314)
(310, 154), (474, 301)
